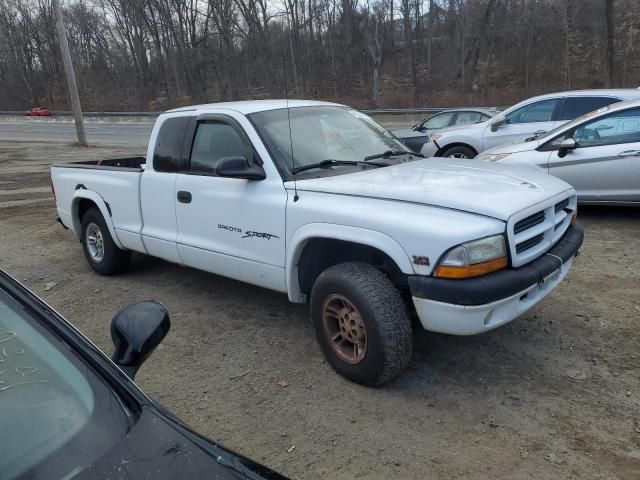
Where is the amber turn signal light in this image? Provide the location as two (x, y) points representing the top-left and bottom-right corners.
(434, 256), (508, 279)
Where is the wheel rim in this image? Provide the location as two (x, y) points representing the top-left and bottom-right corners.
(85, 222), (105, 262)
(321, 294), (367, 365)
(448, 152), (469, 158)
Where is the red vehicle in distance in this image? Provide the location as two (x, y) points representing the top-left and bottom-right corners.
(27, 107), (52, 116)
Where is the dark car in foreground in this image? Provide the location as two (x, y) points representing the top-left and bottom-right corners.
(0, 269), (287, 480)
(390, 108), (495, 152)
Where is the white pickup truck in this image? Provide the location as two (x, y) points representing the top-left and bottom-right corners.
(51, 100), (584, 386)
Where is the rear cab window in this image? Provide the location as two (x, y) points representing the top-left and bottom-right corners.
(153, 116), (191, 172)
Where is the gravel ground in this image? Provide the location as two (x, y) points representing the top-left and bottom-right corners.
(1, 141), (639, 479)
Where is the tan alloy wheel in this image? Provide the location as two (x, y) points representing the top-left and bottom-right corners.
(321, 294), (367, 365)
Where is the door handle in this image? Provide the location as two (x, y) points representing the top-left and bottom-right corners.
(617, 150), (640, 157)
(533, 130), (547, 136)
(177, 191), (192, 203)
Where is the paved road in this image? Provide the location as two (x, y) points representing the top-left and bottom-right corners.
(0, 120), (153, 146)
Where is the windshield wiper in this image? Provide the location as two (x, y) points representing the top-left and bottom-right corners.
(364, 150), (419, 161)
(291, 159), (389, 174)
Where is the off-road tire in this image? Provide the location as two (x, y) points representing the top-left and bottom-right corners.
(81, 206), (130, 275)
(310, 262), (413, 386)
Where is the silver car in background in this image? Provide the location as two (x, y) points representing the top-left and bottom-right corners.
(390, 108), (495, 152)
(422, 89), (640, 159)
(476, 99), (640, 205)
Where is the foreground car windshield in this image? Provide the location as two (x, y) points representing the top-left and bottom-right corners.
(249, 106), (411, 177)
(0, 289), (131, 479)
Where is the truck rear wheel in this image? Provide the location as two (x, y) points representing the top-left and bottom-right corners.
(310, 262), (413, 386)
(81, 207), (130, 275)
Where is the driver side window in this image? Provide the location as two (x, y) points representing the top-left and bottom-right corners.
(505, 99), (560, 124)
(548, 108), (640, 149)
(189, 121), (253, 174)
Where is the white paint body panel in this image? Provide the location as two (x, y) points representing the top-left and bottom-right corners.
(51, 100), (581, 336)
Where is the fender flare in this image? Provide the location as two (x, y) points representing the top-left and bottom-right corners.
(70, 190), (124, 249)
(286, 223), (414, 302)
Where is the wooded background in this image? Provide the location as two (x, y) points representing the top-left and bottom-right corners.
(0, 0), (637, 111)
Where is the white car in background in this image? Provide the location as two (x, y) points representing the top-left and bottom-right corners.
(476, 99), (640, 205)
(422, 89), (640, 159)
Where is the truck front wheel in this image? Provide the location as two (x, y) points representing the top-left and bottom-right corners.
(310, 262), (413, 386)
(81, 207), (130, 275)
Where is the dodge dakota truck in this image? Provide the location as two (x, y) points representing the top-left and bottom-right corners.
(51, 100), (584, 386)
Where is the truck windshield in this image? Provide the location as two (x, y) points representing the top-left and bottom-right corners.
(0, 288), (131, 479)
(249, 106), (412, 177)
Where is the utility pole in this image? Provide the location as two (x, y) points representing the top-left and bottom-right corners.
(52, 0), (87, 146)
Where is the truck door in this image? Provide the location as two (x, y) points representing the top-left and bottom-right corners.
(174, 114), (287, 291)
(139, 114), (191, 264)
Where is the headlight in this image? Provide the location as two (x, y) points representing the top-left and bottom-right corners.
(429, 133), (442, 142)
(434, 234), (508, 279)
(476, 152), (511, 162)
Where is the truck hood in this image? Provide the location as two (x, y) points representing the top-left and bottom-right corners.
(290, 159), (572, 221)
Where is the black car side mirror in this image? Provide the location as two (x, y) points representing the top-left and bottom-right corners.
(216, 156), (266, 180)
(111, 300), (170, 380)
(557, 138), (577, 158)
(490, 118), (507, 132)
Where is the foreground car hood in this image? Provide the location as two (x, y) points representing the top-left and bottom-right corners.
(292, 159), (572, 220)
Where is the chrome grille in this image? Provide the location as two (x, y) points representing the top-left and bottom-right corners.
(508, 194), (577, 268)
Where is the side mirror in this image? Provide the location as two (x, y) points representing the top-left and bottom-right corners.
(490, 118), (507, 132)
(557, 138), (577, 158)
(111, 300), (170, 379)
(215, 156), (266, 180)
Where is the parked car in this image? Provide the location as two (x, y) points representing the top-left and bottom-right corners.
(0, 269), (287, 480)
(390, 108), (495, 152)
(51, 100), (583, 386)
(476, 98), (640, 205)
(421, 89), (640, 158)
(26, 107), (52, 116)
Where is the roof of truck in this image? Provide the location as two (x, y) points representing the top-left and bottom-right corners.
(167, 99), (343, 115)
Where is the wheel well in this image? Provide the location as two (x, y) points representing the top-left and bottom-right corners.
(76, 198), (97, 222)
(297, 238), (408, 296)
(436, 142), (478, 157)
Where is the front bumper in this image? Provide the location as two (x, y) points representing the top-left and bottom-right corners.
(409, 224), (584, 335)
(421, 141), (439, 157)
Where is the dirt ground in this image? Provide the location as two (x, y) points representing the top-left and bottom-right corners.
(1, 141), (639, 479)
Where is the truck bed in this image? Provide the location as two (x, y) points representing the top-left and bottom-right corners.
(51, 157), (146, 251)
(53, 156), (146, 171)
